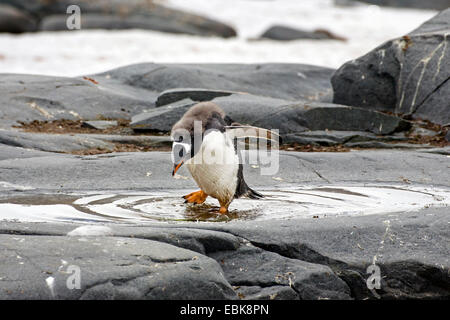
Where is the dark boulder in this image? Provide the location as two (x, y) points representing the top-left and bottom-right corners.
(0, 4), (37, 33)
(131, 93), (410, 136)
(209, 246), (351, 300)
(3, 0), (236, 37)
(332, 9), (450, 125)
(260, 25), (346, 41)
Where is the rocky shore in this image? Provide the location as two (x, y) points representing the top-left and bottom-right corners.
(0, 7), (449, 300)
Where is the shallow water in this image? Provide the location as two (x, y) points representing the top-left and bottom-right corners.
(0, 184), (448, 224)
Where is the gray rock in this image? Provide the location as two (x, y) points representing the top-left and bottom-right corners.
(1, 148), (449, 193)
(0, 74), (156, 129)
(0, 130), (115, 153)
(417, 146), (450, 155)
(0, 234), (237, 299)
(332, 9), (450, 125)
(283, 130), (409, 146)
(409, 126), (439, 137)
(156, 88), (235, 107)
(235, 285), (299, 300)
(344, 141), (431, 149)
(210, 245), (351, 299)
(0, 4), (37, 33)
(210, 206), (450, 299)
(351, 0), (450, 10)
(260, 25), (346, 41)
(0, 132), (171, 154)
(76, 134), (172, 148)
(4, 0), (236, 37)
(93, 63), (335, 103)
(245, 101), (410, 136)
(113, 226), (241, 255)
(130, 99), (197, 132)
(0, 146), (449, 299)
(39, 11), (236, 38)
(81, 120), (118, 130)
(446, 130), (450, 142)
(130, 93), (411, 136)
(0, 143), (56, 161)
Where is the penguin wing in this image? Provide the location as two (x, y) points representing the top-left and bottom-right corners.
(225, 125), (280, 147)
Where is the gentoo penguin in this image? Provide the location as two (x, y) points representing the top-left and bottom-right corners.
(170, 102), (266, 214)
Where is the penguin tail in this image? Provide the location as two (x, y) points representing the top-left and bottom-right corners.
(245, 187), (264, 199)
(235, 164), (264, 199)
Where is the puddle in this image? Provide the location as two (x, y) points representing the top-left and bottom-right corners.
(0, 185), (449, 224)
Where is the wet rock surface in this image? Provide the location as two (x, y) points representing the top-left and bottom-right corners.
(332, 8), (450, 125)
(0, 146), (449, 299)
(0, 203), (448, 299)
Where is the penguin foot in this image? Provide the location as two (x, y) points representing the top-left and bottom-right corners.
(218, 200), (229, 214)
(219, 206), (228, 214)
(183, 190), (208, 204)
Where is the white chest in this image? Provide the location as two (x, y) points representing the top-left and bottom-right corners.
(186, 131), (239, 204)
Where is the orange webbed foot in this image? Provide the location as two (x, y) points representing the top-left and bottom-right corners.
(219, 206), (228, 215)
(183, 190), (208, 204)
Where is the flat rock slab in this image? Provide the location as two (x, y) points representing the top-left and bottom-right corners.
(283, 130), (409, 145)
(82, 121), (118, 130)
(0, 149), (449, 192)
(0, 143), (56, 161)
(0, 146), (448, 299)
(0, 130), (115, 153)
(0, 131), (171, 154)
(93, 63), (335, 103)
(0, 74), (156, 129)
(0, 234), (236, 299)
(332, 9), (450, 125)
(0, 203), (448, 299)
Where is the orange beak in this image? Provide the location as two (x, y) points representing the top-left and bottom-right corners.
(172, 161), (184, 176)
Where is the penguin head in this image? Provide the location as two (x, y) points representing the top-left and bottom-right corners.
(170, 102), (230, 176)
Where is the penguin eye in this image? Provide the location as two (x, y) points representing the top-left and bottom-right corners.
(179, 148), (184, 158)
(174, 135), (183, 143)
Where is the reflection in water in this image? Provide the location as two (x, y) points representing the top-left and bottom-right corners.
(0, 185), (449, 224)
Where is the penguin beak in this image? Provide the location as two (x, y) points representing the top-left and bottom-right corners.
(172, 161), (184, 176)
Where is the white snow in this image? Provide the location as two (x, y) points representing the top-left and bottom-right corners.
(0, 0), (437, 77)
